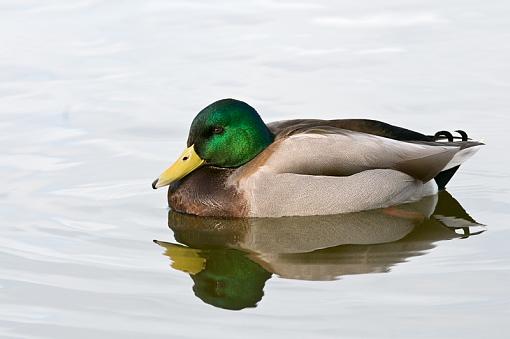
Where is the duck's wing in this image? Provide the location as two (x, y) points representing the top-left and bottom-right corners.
(258, 119), (483, 183)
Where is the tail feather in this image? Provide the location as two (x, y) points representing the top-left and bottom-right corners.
(432, 140), (483, 189)
(430, 128), (483, 189)
(434, 165), (460, 190)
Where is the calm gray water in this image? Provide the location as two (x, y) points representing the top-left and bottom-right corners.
(1, 1), (509, 338)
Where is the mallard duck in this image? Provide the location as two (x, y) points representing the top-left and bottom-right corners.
(152, 99), (483, 217)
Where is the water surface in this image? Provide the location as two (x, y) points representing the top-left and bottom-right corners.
(1, 1), (509, 338)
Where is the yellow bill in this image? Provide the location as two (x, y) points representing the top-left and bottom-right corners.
(152, 145), (205, 189)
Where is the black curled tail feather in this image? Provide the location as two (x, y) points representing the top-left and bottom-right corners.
(433, 129), (470, 142)
(455, 130), (469, 141)
(434, 131), (454, 142)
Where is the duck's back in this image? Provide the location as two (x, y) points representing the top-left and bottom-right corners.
(267, 118), (434, 142)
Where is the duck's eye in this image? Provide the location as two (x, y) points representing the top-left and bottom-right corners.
(211, 126), (224, 134)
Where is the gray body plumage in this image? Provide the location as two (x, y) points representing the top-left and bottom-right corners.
(230, 121), (482, 217)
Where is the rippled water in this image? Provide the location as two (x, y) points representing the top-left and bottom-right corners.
(1, 1), (509, 338)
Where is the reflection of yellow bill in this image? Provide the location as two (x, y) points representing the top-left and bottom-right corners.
(155, 241), (206, 275)
(152, 145), (205, 189)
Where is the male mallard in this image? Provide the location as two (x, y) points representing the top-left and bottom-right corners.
(152, 99), (482, 217)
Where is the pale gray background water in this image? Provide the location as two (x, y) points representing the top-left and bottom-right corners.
(1, 0), (509, 338)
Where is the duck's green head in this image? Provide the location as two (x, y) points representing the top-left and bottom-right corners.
(153, 99), (274, 189)
(188, 99), (274, 167)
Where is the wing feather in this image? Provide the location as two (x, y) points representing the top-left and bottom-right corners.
(260, 127), (480, 182)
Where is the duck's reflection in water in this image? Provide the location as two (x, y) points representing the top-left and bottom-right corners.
(155, 191), (485, 310)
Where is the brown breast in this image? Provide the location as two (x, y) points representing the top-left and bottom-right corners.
(167, 166), (249, 217)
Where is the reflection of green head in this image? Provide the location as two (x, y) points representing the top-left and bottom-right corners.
(191, 249), (272, 310)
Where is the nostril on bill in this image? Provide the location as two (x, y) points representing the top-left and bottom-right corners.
(182, 156), (189, 161)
